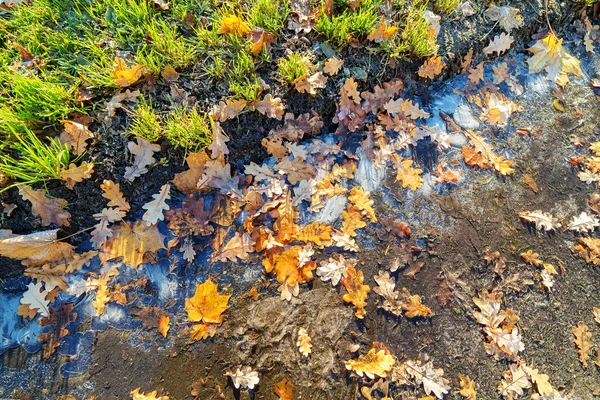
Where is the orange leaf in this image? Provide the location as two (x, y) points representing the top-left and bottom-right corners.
(367, 22), (398, 42)
(250, 28), (275, 55)
(185, 279), (231, 324)
(348, 187), (376, 222)
(112, 57), (144, 87)
(323, 57), (344, 75)
(462, 146), (492, 169)
(20, 186), (71, 227)
(158, 315), (170, 337)
(100, 180), (130, 211)
(417, 55), (445, 79)
(342, 206), (367, 237)
(296, 221), (332, 247)
(274, 377), (295, 400)
(171, 151), (210, 194)
(342, 266), (370, 319)
(100, 221), (166, 267)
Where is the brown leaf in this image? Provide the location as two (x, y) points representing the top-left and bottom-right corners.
(367, 22), (398, 42)
(20, 186), (71, 227)
(380, 217), (411, 239)
(213, 231), (254, 262)
(60, 162), (94, 189)
(468, 62), (485, 84)
(124, 137), (161, 182)
(172, 151), (209, 194)
(572, 322), (593, 367)
(323, 57), (344, 75)
(274, 377), (295, 400)
(38, 302), (77, 358)
(250, 28), (275, 55)
(250, 94), (285, 120)
(275, 156), (316, 185)
(342, 266), (370, 319)
(59, 121), (93, 155)
(418, 55), (445, 79)
(208, 122), (229, 159)
(100, 180), (131, 211)
(210, 99), (247, 122)
(161, 65), (179, 81)
(293, 72), (327, 95)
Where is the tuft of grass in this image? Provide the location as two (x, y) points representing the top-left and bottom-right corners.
(434, 0), (461, 14)
(0, 125), (73, 191)
(315, 0), (381, 47)
(229, 75), (260, 101)
(381, 0), (438, 58)
(278, 52), (311, 83)
(164, 106), (212, 151)
(136, 20), (196, 74)
(246, 0), (290, 33)
(126, 98), (163, 143)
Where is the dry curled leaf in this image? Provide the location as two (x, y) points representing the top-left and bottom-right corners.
(527, 33), (583, 87)
(483, 33), (514, 56)
(296, 327), (312, 357)
(368, 22), (398, 42)
(130, 387), (169, 400)
(519, 210), (561, 231)
(226, 366), (259, 389)
(60, 162), (94, 189)
(293, 72), (327, 95)
(59, 120), (93, 155)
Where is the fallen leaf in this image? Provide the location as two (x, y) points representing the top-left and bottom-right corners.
(459, 375), (477, 400)
(523, 364), (553, 396)
(483, 33), (514, 56)
(469, 62), (485, 84)
(172, 151), (210, 194)
(493, 156), (515, 175)
(567, 212), (599, 233)
(250, 94), (285, 120)
(142, 183), (171, 225)
(38, 302), (77, 358)
(59, 121), (93, 155)
(20, 186), (71, 227)
(342, 266), (370, 319)
(418, 55), (445, 79)
(498, 364), (531, 398)
(158, 315), (170, 337)
(210, 99), (247, 122)
(519, 210), (561, 231)
(368, 22), (398, 42)
(112, 57), (144, 87)
(527, 33), (584, 87)
(213, 231), (254, 262)
(161, 65), (179, 81)
(185, 279), (231, 324)
(130, 387), (169, 400)
(219, 15), (251, 37)
(124, 138), (161, 182)
(293, 72), (327, 95)
(275, 156), (316, 185)
(390, 155), (423, 190)
(346, 348), (395, 379)
(101, 180), (131, 211)
(572, 322), (593, 367)
(296, 327), (312, 357)
(208, 122), (230, 159)
(18, 281), (50, 318)
(274, 377), (295, 400)
(485, 5), (523, 32)
(323, 57), (344, 75)
(60, 162), (94, 189)
(250, 28), (275, 55)
(100, 221), (166, 267)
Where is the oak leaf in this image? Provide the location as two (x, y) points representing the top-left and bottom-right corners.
(519, 210), (561, 231)
(523, 364), (553, 396)
(275, 156), (316, 185)
(462, 146), (492, 169)
(60, 162), (94, 189)
(296, 327), (312, 357)
(572, 322), (593, 367)
(274, 377), (295, 400)
(0, 229), (74, 268)
(18, 281), (50, 318)
(459, 375), (476, 400)
(493, 156), (514, 175)
(213, 231), (254, 262)
(485, 5), (523, 32)
(348, 187), (376, 222)
(483, 33), (514, 56)
(208, 122), (230, 159)
(567, 212), (599, 233)
(296, 221), (332, 247)
(368, 22), (398, 42)
(273, 190), (299, 244)
(112, 57), (144, 87)
(20, 186), (71, 227)
(130, 387), (169, 400)
(59, 121), (93, 155)
(250, 94), (285, 120)
(498, 364), (531, 398)
(342, 206), (367, 237)
(390, 155), (423, 190)
(418, 56), (445, 79)
(124, 138), (161, 182)
(293, 72), (327, 95)
(142, 183), (171, 225)
(323, 57), (344, 75)
(101, 180), (130, 211)
(100, 221), (166, 267)
(171, 151), (209, 194)
(406, 359), (451, 399)
(219, 15), (250, 36)
(346, 348), (395, 379)
(226, 366), (259, 389)
(342, 266), (370, 319)
(468, 62), (484, 84)
(520, 250), (543, 266)
(210, 99), (247, 122)
(317, 255), (351, 286)
(403, 291), (433, 318)
(185, 279), (231, 324)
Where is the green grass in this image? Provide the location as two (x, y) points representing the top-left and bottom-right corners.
(164, 106), (212, 151)
(315, 0), (381, 47)
(136, 20), (196, 74)
(434, 0), (460, 14)
(278, 53), (311, 83)
(126, 98), (163, 143)
(246, 0), (290, 33)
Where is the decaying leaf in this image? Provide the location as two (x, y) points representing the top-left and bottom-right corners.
(18, 281), (50, 318)
(101, 180), (131, 211)
(158, 315), (170, 338)
(346, 348), (395, 379)
(250, 94), (285, 120)
(498, 364), (531, 398)
(390, 155), (423, 190)
(60, 162), (94, 189)
(567, 212), (599, 233)
(293, 72), (327, 95)
(208, 122), (230, 159)
(406, 358), (451, 399)
(341, 266), (370, 319)
(519, 210), (561, 231)
(20, 186), (71, 227)
(59, 121), (93, 155)
(210, 99), (247, 122)
(226, 366), (259, 389)
(572, 322), (593, 367)
(172, 151), (209, 194)
(316, 255), (351, 286)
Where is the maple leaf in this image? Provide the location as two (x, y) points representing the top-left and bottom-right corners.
(274, 377), (295, 400)
(459, 375), (477, 400)
(485, 5), (523, 32)
(210, 99), (247, 122)
(346, 348), (395, 379)
(185, 279), (231, 325)
(572, 322), (593, 367)
(493, 156), (515, 175)
(171, 151), (209, 194)
(519, 210), (561, 231)
(296, 327), (312, 357)
(189, 322), (218, 341)
(323, 57), (344, 75)
(368, 22), (398, 42)
(142, 184), (171, 225)
(293, 72), (327, 95)
(124, 138), (161, 182)
(208, 122), (230, 159)
(101, 180), (130, 211)
(100, 221), (166, 267)
(418, 56), (445, 80)
(342, 266), (370, 319)
(567, 212), (599, 233)
(130, 387), (169, 400)
(18, 281), (50, 318)
(528, 33), (583, 87)
(498, 364), (531, 398)
(275, 156), (316, 185)
(213, 231), (254, 262)
(60, 162), (94, 189)
(219, 15), (250, 36)
(59, 120), (93, 155)
(250, 94), (285, 120)
(317, 255), (351, 286)
(390, 155), (423, 190)
(112, 57), (144, 87)
(483, 33), (514, 56)
(20, 186), (71, 227)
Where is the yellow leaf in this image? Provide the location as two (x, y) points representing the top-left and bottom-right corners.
(403, 292), (433, 318)
(341, 206), (367, 237)
(527, 33), (583, 87)
(100, 221), (166, 268)
(367, 22), (398, 42)
(185, 279), (231, 324)
(296, 221), (332, 247)
(112, 57), (144, 87)
(520, 250), (543, 266)
(459, 375), (477, 400)
(572, 322), (593, 367)
(390, 155), (423, 190)
(345, 348), (395, 379)
(130, 387), (169, 400)
(190, 322), (217, 341)
(219, 15), (250, 37)
(493, 156), (515, 175)
(342, 266), (370, 319)
(348, 187), (376, 222)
